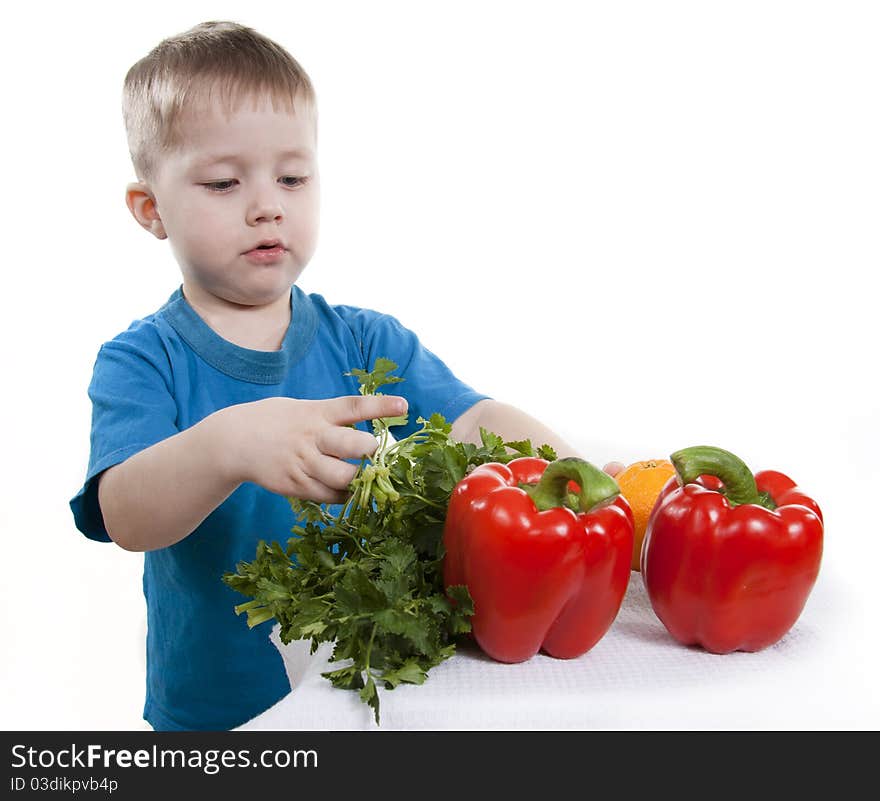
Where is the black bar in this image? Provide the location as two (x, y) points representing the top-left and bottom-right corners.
(0, 731), (870, 797)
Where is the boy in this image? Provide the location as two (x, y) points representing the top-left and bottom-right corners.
(70, 21), (616, 731)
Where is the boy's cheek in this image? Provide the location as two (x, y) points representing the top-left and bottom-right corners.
(171, 199), (232, 244)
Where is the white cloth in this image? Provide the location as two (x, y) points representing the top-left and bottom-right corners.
(238, 571), (845, 730)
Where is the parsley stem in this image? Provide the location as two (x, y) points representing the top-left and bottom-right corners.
(403, 491), (446, 510)
(382, 430), (429, 458)
(341, 458), (367, 519)
(338, 493), (356, 523)
(346, 534), (381, 559)
(374, 420), (392, 467)
(364, 622), (378, 681)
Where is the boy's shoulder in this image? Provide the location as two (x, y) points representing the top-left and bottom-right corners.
(308, 290), (385, 321)
(90, 289), (192, 386)
(97, 289), (183, 349)
(307, 290), (409, 338)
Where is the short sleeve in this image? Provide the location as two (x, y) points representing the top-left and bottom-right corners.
(69, 330), (180, 542)
(360, 312), (491, 438)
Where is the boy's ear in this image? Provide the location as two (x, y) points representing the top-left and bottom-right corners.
(126, 182), (167, 240)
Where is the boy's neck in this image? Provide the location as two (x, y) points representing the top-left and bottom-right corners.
(181, 284), (293, 352)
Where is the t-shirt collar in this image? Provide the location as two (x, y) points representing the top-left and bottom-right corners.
(160, 285), (318, 384)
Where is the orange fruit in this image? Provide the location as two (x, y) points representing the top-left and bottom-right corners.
(614, 459), (677, 571)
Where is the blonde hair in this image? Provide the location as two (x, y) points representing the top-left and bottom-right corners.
(122, 21), (316, 181)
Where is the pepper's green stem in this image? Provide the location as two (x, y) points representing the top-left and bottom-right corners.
(671, 446), (776, 510)
(524, 457), (620, 513)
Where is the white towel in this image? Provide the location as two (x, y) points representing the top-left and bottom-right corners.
(238, 571), (848, 730)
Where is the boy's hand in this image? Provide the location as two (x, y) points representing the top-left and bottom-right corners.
(220, 395), (408, 503)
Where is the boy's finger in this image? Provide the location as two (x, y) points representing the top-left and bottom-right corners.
(327, 394), (408, 426)
(308, 454), (360, 493)
(297, 480), (350, 506)
(318, 425), (381, 460)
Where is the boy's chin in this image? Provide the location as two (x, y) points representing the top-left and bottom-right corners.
(230, 285), (293, 308)
(192, 283), (293, 309)
(184, 269), (300, 309)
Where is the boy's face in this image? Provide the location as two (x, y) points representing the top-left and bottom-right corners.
(132, 95), (319, 309)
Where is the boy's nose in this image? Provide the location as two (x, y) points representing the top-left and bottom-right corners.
(246, 202), (284, 225)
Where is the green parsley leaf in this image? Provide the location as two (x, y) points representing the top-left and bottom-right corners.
(537, 443), (559, 461)
(347, 357), (405, 396)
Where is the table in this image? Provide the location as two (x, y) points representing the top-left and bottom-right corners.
(239, 571), (851, 730)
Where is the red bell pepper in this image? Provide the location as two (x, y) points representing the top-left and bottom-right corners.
(641, 445), (824, 654)
(443, 456), (633, 663)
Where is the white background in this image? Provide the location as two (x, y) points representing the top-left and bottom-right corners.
(1, 1), (877, 730)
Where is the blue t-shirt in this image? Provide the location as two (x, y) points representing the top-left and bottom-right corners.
(69, 285), (488, 731)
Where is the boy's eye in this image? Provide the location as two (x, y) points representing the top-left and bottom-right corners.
(203, 180), (237, 192)
(279, 176), (307, 188)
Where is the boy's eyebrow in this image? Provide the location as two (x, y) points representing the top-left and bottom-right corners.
(191, 148), (315, 167)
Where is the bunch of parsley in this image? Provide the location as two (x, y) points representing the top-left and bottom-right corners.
(223, 358), (555, 724)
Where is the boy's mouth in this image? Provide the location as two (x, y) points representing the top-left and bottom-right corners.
(248, 238), (283, 251)
(244, 239), (286, 263)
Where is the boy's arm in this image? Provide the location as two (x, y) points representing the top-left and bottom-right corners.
(98, 410), (239, 552)
(450, 399), (623, 475)
(98, 394), (406, 552)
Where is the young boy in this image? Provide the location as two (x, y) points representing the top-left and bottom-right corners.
(70, 21), (615, 731)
